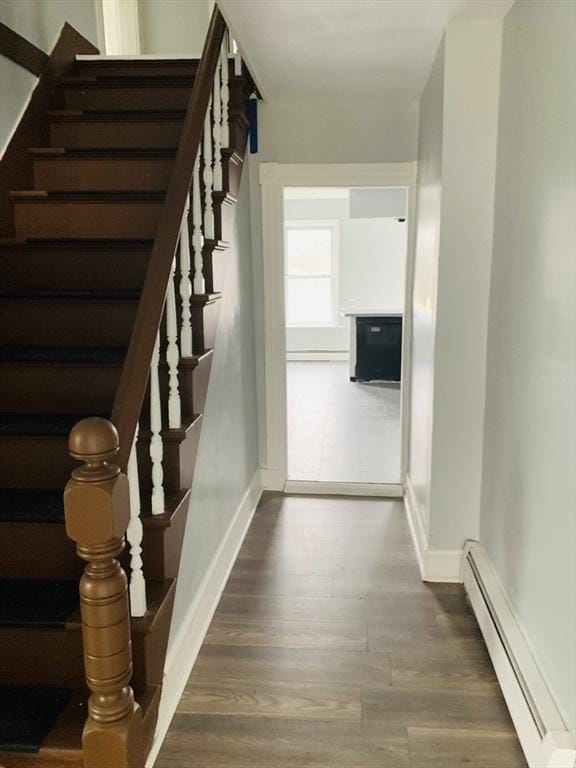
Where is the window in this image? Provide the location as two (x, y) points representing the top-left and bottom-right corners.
(284, 220), (338, 326)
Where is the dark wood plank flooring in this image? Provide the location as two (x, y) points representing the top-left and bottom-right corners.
(155, 493), (527, 767)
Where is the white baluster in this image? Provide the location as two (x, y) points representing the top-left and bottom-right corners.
(232, 36), (242, 77)
(213, 53), (223, 192)
(149, 329), (164, 515)
(221, 33), (230, 149)
(192, 150), (205, 294)
(166, 257), (181, 429)
(178, 194), (193, 356)
(202, 96), (214, 241)
(127, 424), (147, 617)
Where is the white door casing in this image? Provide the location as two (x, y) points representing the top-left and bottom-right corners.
(258, 162), (418, 493)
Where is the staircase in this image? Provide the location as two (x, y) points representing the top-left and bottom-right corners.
(0, 10), (252, 767)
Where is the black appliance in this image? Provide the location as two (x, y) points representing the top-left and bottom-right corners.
(353, 316), (402, 382)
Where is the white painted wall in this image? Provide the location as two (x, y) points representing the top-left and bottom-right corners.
(138, 0), (211, 56)
(407, 18), (502, 551)
(427, 18), (502, 549)
(0, 0), (98, 154)
(284, 197), (406, 352)
(169, 160), (260, 642)
(479, 0), (576, 735)
(407, 41), (444, 536)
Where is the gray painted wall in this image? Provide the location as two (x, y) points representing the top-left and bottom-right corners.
(428, 19), (502, 549)
(407, 18), (503, 550)
(284, 197), (407, 352)
(408, 41), (444, 535)
(259, 100), (418, 164)
(0, 0), (98, 153)
(480, 0), (576, 733)
(169, 161), (260, 642)
(138, 0), (210, 56)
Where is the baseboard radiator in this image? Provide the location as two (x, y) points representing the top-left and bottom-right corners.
(462, 542), (575, 768)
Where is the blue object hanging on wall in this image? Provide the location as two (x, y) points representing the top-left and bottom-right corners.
(248, 94), (258, 154)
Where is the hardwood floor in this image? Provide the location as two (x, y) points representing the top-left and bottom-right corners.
(155, 493), (526, 768)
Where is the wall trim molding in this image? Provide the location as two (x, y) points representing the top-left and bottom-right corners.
(145, 471), (263, 767)
(404, 476), (462, 582)
(462, 542), (575, 768)
(286, 351), (349, 362)
(284, 480), (403, 497)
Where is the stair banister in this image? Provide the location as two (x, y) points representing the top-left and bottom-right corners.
(63, 8), (237, 765)
(110, 7), (226, 471)
(64, 417), (143, 768)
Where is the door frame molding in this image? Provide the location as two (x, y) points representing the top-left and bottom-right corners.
(258, 161), (418, 493)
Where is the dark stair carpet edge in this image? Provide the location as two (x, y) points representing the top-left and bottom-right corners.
(0, 580), (79, 628)
(0, 412), (106, 437)
(0, 346), (127, 365)
(0, 686), (72, 753)
(0, 490), (64, 524)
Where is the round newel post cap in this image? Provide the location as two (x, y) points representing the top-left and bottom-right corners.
(69, 418), (121, 480)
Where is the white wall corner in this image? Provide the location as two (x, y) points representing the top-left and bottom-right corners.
(260, 466), (285, 491)
(462, 542), (576, 768)
(404, 476), (463, 583)
(145, 470), (263, 768)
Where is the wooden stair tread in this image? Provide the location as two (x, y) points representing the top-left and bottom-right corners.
(139, 413), (203, 442)
(0, 346), (127, 365)
(47, 108), (186, 121)
(0, 237), (154, 249)
(141, 488), (191, 527)
(0, 412), (104, 437)
(0, 684), (160, 764)
(62, 75), (195, 86)
(0, 578), (173, 632)
(0, 490), (64, 524)
(191, 292), (222, 304)
(0, 488), (190, 526)
(0, 685), (73, 755)
(10, 190), (166, 202)
(0, 289), (140, 300)
(76, 56), (199, 64)
(0, 580), (79, 628)
(29, 147), (177, 159)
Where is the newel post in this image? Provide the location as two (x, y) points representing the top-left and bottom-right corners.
(64, 417), (143, 768)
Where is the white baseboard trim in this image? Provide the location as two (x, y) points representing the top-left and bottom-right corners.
(286, 351), (349, 362)
(462, 542), (575, 768)
(404, 476), (427, 575)
(404, 476), (462, 582)
(284, 480), (403, 497)
(145, 471), (263, 767)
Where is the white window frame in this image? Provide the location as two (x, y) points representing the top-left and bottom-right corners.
(284, 219), (340, 328)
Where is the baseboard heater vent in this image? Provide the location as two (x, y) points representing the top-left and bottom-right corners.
(462, 542), (575, 768)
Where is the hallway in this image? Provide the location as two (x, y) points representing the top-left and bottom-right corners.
(156, 494), (526, 767)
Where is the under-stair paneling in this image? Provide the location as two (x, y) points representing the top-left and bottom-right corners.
(166, 162), (260, 649)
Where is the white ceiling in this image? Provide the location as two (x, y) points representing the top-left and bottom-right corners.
(220, 0), (513, 103)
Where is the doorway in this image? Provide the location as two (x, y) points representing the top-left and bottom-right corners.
(284, 186), (407, 485)
(259, 163), (416, 495)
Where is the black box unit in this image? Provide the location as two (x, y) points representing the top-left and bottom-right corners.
(354, 316), (402, 382)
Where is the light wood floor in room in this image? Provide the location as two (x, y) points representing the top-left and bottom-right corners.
(155, 493), (527, 768)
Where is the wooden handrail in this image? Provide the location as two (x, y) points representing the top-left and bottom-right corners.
(0, 22), (49, 75)
(110, 7), (226, 470)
